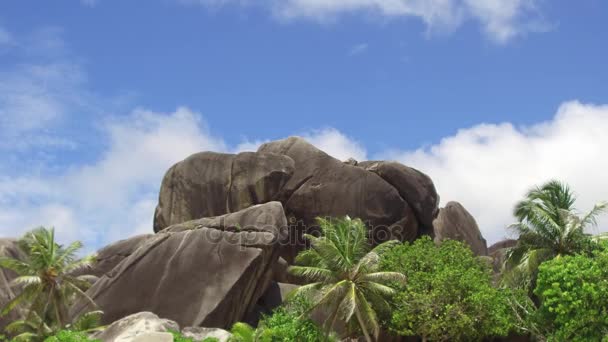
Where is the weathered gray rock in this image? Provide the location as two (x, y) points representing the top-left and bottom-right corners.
(161, 201), (290, 264)
(258, 137), (418, 256)
(92, 312), (179, 342)
(0, 239), (26, 330)
(358, 161), (439, 231)
(154, 151), (295, 232)
(433, 202), (488, 256)
(131, 332), (173, 342)
(71, 224), (282, 329)
(181, 327), (231, 342)
(488, 239), (518, 272)
(91, 234), (153, 277)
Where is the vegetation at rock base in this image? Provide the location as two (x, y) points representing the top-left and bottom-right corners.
(287, 216), (406, 341)
(380, 236), (516, 341)
(0, 228), (102, 341)
(169, 330), (220, 342)
(43, 330), (100, 342)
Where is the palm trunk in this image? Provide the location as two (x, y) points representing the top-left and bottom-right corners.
(355, 306), (373, 342)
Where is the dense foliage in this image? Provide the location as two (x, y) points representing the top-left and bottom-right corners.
(381, 236), (516, 341)
(256, 296), (335, 342)
(533, 242), (608, 341)
(288, 216), (406, 341)
(43, 330), (99, 342)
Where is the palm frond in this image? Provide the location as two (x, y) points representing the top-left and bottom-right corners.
(288, 265), (334, 283)
(360, 271), (406, 286)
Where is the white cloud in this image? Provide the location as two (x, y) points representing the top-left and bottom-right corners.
(0, 107), (227, 251)
(302, 128), (368, 161)
(383, 101), (608, 244)
(186, 0), (546, 43)
(348, 43), (369, 56)
(234, 128), (367, 161)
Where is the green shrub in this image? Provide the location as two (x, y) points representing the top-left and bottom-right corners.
(534, 244), (608, 341)
(381, 236), (516, 341)
(44, 330), (100, 342)
(169, 330), (219, 342)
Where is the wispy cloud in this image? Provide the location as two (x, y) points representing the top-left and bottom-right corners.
(348, 43), (369, 56)
(182, 0), (549, 43)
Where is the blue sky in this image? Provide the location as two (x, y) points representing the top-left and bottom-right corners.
(1, 0), (608, 250)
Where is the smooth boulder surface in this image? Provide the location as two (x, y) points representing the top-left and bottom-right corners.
(433, 201), (488, 256)
(71, 225), (282, 329)
(358, 160), (439, 232)
(92, 312), (179, 342)
(258, 137), (418, 247)
(131, 332), (172, 342)
(0, 239), (26, 330)
(90, 234), (153, 277)
(181, 327), (232, 342)
(161, 201), (291, 263)
(154, 151), (294, 232)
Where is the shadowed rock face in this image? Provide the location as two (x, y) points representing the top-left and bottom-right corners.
(358, 161), (439, 232)
(433, 201), (488, 256)
(71, 225), (282, 329)
(0, 239), (26, 330)
(153, 151), (294, 232)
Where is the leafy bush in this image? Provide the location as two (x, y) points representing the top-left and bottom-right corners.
(381, 236), (516, 341)
(534, 243), (608, 341)
(43, 330), (100, 342)
(169, 330), (219, 342)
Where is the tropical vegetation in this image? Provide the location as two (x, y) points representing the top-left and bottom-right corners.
(1, 180), (607, 341)
(0, 227), (101, 341)
(287, 216), (406, 341)
(381, 236), (516, 341)
(504, 180), (607, 290)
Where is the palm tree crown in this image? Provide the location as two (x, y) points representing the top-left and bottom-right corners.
(505, 180), (607, 286)
(288, 216), (406, 342)
(0, 227), (98, 340)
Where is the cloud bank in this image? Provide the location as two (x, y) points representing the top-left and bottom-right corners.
(384, 101), (608, 244)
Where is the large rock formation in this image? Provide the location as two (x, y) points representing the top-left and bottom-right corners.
(153, 137), (444, 262)
(0, 239), (26, 331)
(154, 151), (294, 232)
(433, 201), (488, 256)
(72, 217), (283, 329)
(258, 137), (419, 248)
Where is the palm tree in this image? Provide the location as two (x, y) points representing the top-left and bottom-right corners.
(505, 180), (607, 287)
(0, 227), (99, 340)
(288, 216), (406, 342)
